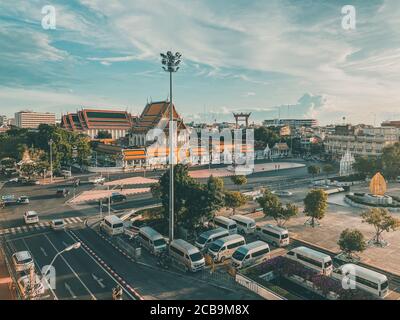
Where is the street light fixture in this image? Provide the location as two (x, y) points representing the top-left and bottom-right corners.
(43, 242), (81, 276)
(160, 51), (182, 242)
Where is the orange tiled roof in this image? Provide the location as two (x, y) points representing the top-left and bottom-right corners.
(132, 101), (186, 133)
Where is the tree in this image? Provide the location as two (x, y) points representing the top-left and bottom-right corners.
(230, 175), (247, 191)
(224, 191), (247, 214)
(20, 163), (37, 180)
(205, 176), (225, 220)
(382, 142), (400, 179)
(256, 189), (298, 227)
(96, 131), (112, 139)
(307, 165), (320, 179)
(303, 189), (328, 227)
(338, 229), (366, 259)
(322, 164), (335, 178)
(353, 156), (381, 178)
(254, 127), (280, 149)
(361, 208), (400, 246)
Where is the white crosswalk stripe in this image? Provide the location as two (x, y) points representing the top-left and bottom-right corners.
(0, 216), (84, 236)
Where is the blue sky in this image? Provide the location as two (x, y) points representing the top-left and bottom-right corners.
(1, 0), (400, 125)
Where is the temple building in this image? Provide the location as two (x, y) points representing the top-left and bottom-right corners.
(61, 109), (134, 140)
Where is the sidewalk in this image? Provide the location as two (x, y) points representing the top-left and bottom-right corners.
(0, 249), (14, 300)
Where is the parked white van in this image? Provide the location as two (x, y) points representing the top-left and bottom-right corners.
(208, 234), (246, 263)
(231, 215), (256, 235)
(195, 228), (229, 251)
(286, 246), (333, 276)
(231, 241), (270, 269)
(210, 216), (237, 235)
(169, 239), (205, 272)
(138, 226), (167, 255)
(255, 224), (289, 247)
(100, 215), (124, 236)
(332, 263), (389, 298)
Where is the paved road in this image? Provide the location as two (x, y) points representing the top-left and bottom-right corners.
(4, 228), (137, 300)
(72, 226), (259, 300)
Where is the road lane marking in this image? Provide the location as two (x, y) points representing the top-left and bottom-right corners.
(44, 234), (97, 300)
(65, 230), (137, 300)
(40, 247), (48, 257)
(65, 283), (77, 299)
(92, 273), (106, 289)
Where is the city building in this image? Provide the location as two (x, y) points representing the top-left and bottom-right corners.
(381, 120), (400, 128)
(61, 109), (134, 140)
(324, 125), (400, 158)
(263, 118), (318, 128)
(0, 115), (7, 126)
(14, 111), (56, 129)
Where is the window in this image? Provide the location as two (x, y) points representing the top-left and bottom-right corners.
(287, 251), (295, 256)
(190, 252), (203, 262)
(229, 224), (236, 230)
(232, 250), (246, 261)
(380, 281), (388, 290)
(209, 243), (222, 253)
(113, 223), (123, 229)
(214, 234), (227, 241)
(262, 229), (280, 239)
(197, 235), (208, 245)
(170, 246), (184, 257)
(227, 241), (242, 250)
(252, 248), (270, 258)
(153, 239), (166, 247)
(281, 233), (289, 239)
(324, 261), (332, 268)
(355, 276), (379, 290)
(297, 254), (322, 268)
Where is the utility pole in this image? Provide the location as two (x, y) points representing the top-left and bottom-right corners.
(160, 51), (182, 242)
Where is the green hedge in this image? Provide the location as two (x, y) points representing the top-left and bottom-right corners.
(346, 195), (400, 208)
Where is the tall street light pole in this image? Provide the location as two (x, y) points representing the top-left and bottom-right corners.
(48, 139), (53, 183)
(160, 51), (181, 242)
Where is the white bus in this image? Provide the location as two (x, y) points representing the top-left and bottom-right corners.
(286, 246), (333, 275)
(208, 234), (246, 263)
(231, 215), (256, 235)
(169, 239), (205, 272)
(138, 226), (167, 255)
(210, 216), (237, 235)
(100, 215), (124, 236)
(195, 228), (229, 251)
(333, 264), (389, 298)
(255, 224), (289, 247)
(231, 241), (270, 269)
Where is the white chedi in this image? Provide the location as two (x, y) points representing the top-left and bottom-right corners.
(339, 150), (355, 176)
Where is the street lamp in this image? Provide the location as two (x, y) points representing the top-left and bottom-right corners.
(32, 242), (81, 299)
(43, 242), (81, 277)
(160, 51), (181, 242)
(48, 139), (53, 183)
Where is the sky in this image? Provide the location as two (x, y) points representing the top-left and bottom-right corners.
(1, 0), (400, 125)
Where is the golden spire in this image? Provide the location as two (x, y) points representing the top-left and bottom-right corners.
(369, 172), (387, 196)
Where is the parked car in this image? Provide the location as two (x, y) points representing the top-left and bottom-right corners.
(17, 274), (45, 299)
(51, 219), (65, 231)
(24, 211), (39, 224)
(56, 188), (69, 198)
(110, 193), (127, 203)
(12, 251), (34, 272)
(17, 196), (30, 204)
